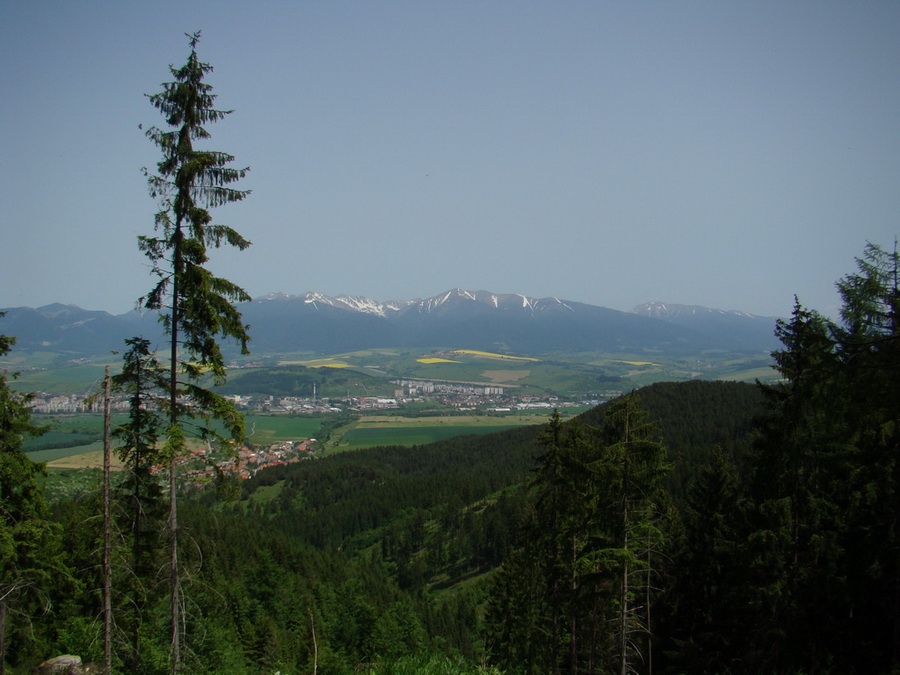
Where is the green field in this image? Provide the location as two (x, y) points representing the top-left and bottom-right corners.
(27, 442), (104, 463)
(23, 413), (124, 452)
(8, 345), (776, 468)
(338, 423), (522, 449)
(10, 358), (120, 395)
(8, 346), (777, 399)
(24, 414), (324, 466)
(244, 414), (324, 443)
(325, 413), (555, 452)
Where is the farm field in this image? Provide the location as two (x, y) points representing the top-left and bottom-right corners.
(9, 346), (777, 399)
(244, 414), (324, 443)
(327, 413), (557, 452)
(27, 412), (556, 468)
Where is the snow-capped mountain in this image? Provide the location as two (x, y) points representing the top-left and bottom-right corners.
(253, 289), (575, 318)
(0, 291), (780, 356)
(631, 302), (779, 351)
(632, 301), (757, 321)
(239, 290), (778, 353)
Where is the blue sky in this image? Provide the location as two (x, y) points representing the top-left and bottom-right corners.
(2, 1), (898, 318)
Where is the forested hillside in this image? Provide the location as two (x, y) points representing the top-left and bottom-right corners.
(2, 377), (761, 673)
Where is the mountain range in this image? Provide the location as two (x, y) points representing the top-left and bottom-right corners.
(0, 289), (781, 356)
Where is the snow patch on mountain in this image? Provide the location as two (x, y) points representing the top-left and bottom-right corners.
(633, 301), (762, 320)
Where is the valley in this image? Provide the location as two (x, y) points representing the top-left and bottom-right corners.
(17, 344), (777, 468)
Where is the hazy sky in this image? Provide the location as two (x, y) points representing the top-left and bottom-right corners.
(2, 1), (898, 318)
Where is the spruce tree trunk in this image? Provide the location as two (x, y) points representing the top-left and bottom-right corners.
(131, 380), (143, 669)
(619, 410), (631, 675)
(619, 526), (629, 675)
(169, 458), (179, 672)
(169, 241), (181, 674)
(102, 368), (112, 675)
(646, 546), (653, 675)
(0, 598), (6, 675)
(570, 533), (578, 675)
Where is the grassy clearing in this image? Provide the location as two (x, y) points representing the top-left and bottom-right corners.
(43, 445), (125, 470)
(358, 414), (550, 427)
(245, 414), (323, 443)
(480, 369), (531, 382)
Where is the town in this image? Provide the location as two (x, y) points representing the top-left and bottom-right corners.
(29, 380), (606, 415)
(169, 439), (318, 484)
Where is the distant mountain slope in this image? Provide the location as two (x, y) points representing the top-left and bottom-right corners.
(1, 290), (780, 356)
(631, 301), (780, 351)
(0, 304), (163, 354)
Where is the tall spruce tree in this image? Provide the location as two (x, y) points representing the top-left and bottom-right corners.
(0, 323), (67, 674)
(110, 337), (168, 672)
(663, 448), (745, 673)
(141, 31), (251, 672)
(588, 393), (670, 675)
(744, 299), (847, 671)
(833, 242), (900, 670)
(486, 411), (596, 675)
(741, 242), (900, 672)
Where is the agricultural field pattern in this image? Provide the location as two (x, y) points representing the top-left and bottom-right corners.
(12, 345), (777, 470)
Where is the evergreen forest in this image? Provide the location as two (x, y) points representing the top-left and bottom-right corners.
(2, 33), (899, 675)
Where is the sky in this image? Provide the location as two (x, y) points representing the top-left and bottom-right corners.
(2, 1), (899, 319)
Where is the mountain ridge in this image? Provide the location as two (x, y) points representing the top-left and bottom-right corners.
(1, 289), (781, 355)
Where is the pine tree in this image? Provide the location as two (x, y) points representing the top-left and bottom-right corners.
(485, 411), (591, 674)
(141, 31), (251, 672)
(742, 299), (849, 672)
(110, 337), (168, 672)
(486, 400), (670, 675)
(741, 242), (900, 672)
(663, 448), (745, 673)
(0, 323), (67, 674)
(833, 242), (900, 670)
(587, 393), (670, 675)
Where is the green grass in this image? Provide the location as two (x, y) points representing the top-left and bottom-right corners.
(244, 414), (323, 443)
(11, 361), (118, 394)
(247, 480), (286, 508)
(23, 413), (128, 452)
(26, 442), (104, 463)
